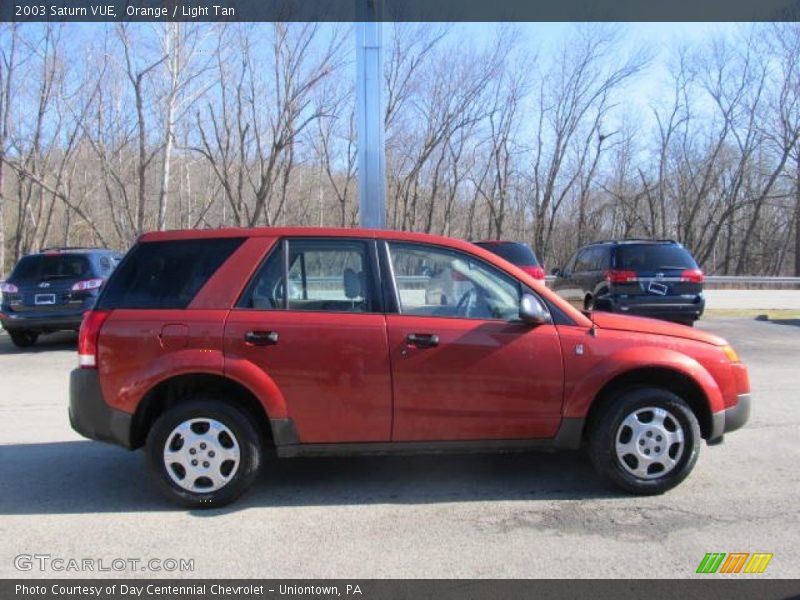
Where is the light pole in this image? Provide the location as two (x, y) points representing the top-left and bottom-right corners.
(355, 0), (386, 229)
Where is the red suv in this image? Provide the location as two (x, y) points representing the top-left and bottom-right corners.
(69, 228), (750, 508)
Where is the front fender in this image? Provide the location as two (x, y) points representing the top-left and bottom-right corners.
(563, 345), (725, 419)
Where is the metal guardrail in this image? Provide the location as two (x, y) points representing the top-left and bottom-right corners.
(703, 276), (800, 285)
(543, 275), (800, 287)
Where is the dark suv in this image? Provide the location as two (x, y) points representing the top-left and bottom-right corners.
(0, 247), (122, 347)
(550, 240), (705, 325)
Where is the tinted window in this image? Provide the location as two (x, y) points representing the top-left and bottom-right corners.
(573, 248), (593, 272)
(475, 242), (539, 266)
(596, 246), (611, 270)
(98, 238), (243, 309)
(584, 246), (608, 271)
(11, 254), (91, 282)
(615, 245), (697, 271)
(389, 243), (520, 320)
(239, 239), (374, 313)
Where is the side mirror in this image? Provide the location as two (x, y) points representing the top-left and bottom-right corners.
(551, 267), (561, 277)
(519, 293), (552, 325)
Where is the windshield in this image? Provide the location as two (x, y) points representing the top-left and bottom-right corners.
(10, 254), (91, 282)
(614, 245), (698, 271)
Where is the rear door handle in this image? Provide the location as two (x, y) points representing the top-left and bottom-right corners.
(244, 330), (279, 346)
(406, 333), (439, 348)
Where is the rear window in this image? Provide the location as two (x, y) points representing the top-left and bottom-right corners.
(475, 242), (539, 266)
(98, 238), (244, 309)
(11, 254), (91, 282)
(614, 244), (698, 271)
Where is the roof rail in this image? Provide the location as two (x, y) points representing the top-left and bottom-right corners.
(38, 246), (109, 253)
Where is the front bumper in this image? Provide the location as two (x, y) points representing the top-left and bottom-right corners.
(708, 393), (751, 444)
(69, 368), (133, 449)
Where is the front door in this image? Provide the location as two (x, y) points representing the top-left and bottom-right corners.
(224, 238), (392, 443)
(384, 242), (564, 441)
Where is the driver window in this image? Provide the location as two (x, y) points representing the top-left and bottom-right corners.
(388, 243), (520, 320)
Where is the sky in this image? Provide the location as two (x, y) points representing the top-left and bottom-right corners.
(452, 21), (743, 122)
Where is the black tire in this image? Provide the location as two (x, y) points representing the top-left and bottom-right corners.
(9, 330), (39, 348)
(146, 398), (263, 508)
(587, 387), (701, 495)
(584, 296), (595, 311)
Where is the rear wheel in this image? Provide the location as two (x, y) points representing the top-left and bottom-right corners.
(8, 330), (39, 348)
(146, 398), (263, 508)
(588, 388), (701, 495)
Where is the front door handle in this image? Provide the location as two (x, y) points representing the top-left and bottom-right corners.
(406, 333), (439, 348)
(244, 330), (279, 346)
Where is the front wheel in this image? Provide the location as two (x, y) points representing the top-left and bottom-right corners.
(588, 388), (701, 495)
(146, 398), (263, 508)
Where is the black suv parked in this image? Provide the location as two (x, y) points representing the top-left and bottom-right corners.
(0, 248), (122, 347)
(550, 240), (705, 325)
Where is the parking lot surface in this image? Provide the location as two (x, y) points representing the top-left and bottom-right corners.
(0, 317), (798, 579)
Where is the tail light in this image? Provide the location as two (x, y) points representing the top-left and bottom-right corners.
(680, 268), (704, 283)
(521, 265), (546, 280)
(0, 282), (18, 294)
(604, 270), (638, 283)
(78, 310), (110, 368)
(71, 278), (104, 291)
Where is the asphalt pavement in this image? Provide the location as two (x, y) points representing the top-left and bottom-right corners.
(0, 316), (798, 579)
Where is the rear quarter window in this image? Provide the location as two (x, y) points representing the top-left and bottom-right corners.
(97, 238), (244, 309)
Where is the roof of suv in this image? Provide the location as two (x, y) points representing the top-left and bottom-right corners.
(36, 247), (120, 256)
(586, 239), (682, 247)
(139, 227), (466, 243)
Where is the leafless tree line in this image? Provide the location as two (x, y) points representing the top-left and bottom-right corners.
(0, 22), (798, 278)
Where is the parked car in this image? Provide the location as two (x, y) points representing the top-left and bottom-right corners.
(473, 240), (546, 281)
(550, 239), (705, 325)
(69, 228), (749, 508)
(0, 247), (122, 347)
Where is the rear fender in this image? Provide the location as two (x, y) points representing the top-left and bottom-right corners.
(223, 356), (288, 419)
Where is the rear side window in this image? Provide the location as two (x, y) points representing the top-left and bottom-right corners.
(615, 245), (697, 271)
(476, 242), (539, 266)
(11, 254), (91, 281)
(98, 238), (244, 309)
(238, 238), (376, 313)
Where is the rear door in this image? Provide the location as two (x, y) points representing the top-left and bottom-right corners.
(224, 238), (392, 443)
(557, 248), (590, 310)
(384, 241), (564, 441)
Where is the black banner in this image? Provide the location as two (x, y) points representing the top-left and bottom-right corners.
(2, 0), (800, 23)
(3, 580), (800, 600)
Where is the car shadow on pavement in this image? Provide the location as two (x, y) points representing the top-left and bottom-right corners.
(0, 441), (615, 515)
(0, 331), (77, 355)
(765, 318), (800, 328)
